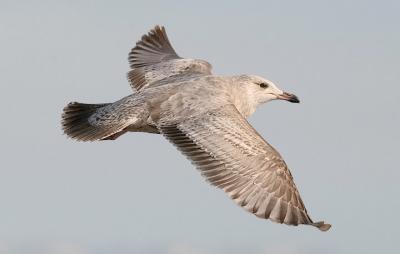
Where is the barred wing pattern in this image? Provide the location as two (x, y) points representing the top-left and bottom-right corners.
(128, 25), (181, 68)
(127, 26), (212, 91)
(159, 105), (330, 231)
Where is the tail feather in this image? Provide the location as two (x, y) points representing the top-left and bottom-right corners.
(62, 102), (119, 141)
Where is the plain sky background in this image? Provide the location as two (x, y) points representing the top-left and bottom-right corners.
(0, 0), (399, 253)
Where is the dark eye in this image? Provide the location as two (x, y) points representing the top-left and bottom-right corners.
(259, 82), (269, 88)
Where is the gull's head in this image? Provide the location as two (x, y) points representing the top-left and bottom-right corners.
(236, 75), (300, 106)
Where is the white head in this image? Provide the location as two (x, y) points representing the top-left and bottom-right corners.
(236, 74), (299, 104)
(233, 75), (299, 116)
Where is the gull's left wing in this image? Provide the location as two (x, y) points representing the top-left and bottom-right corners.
(127, 26), (212, 91)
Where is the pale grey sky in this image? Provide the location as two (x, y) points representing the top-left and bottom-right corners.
(0, 0), (399, 253)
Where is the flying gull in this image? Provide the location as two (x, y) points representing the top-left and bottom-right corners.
(61, 25), (331, 231)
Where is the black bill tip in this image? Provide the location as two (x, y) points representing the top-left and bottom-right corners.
(278, 92), (300, 103)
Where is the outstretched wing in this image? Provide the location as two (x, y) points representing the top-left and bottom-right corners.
(159, 104), (330, 231)
(127, 26), (212, 91)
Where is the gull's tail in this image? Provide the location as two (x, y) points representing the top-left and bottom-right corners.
(61, 102), (117, 141)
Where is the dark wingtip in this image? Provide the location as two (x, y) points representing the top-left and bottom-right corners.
(312, 221), (331, 232)
(289, 94), (300, 103)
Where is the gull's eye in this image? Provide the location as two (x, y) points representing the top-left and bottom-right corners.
(259, 82), (269, 88)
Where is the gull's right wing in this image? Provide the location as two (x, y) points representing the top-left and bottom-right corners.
(158, 104), (331, 231)
(127, 26), (212, 91)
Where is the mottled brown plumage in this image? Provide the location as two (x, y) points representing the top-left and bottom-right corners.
(61, 26), (330, 231)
